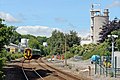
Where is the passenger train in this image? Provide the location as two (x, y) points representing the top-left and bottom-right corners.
(23, 48), (41, 60)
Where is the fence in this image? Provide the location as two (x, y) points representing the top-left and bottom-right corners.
(94, 56), (120, 78)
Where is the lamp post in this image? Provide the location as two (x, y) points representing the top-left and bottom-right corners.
(64, 34), (67, 66)
(108, 35), (118, 75)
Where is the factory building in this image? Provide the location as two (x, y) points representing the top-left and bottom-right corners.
(90, 4), (109, 44)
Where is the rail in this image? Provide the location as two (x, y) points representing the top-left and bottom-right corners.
(22, 61), (44, 80)
(38, 58), (84, 80)
(22, 67), (29, 80)
(35, 59), (66, 80)
(33, 68), (44, 80)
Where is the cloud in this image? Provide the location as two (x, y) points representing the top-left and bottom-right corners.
(0, 12), (19, 23)
(16, 26), (61, 37)
(106, 1), (120, 8)
(54, 18), (68, 23)
(16, 25), (90, 39)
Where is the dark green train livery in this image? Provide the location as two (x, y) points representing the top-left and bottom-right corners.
(23, 48), (41, 60)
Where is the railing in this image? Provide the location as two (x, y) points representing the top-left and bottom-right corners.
(95, 56), (120, 78)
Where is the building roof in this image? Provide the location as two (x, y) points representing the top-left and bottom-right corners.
(5, 43), (18, 48)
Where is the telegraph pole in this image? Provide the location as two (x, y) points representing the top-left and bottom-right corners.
(65, 35), (67, 66)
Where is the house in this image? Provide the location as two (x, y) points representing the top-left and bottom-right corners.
(5, 43), (19, 53)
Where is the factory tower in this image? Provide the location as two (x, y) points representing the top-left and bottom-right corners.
(90, 4), (109, 44)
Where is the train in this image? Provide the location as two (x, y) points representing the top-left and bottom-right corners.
(23, 48), (41, 60)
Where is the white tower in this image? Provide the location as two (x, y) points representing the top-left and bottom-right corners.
(90, 4), (109, 43)
(21, 38), (29, 48)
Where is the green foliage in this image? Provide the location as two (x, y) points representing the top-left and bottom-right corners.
(10, 53), (23, 60)
(111, 29), (120, 37)
(0, 49), (10, 62)
(27, 36), (49, 56)
(66, 31), (81, 47)
(11, 30), (21, 45)
(21, 34), (36, 39)
(47, 30), (81, 56)
(47, 30), (65, 55)
(0, 50), (6, 80)
(0, 18), (21, 79)
(0, 58), (4, 80)
(65, 51), (74, 59)
(0, 18), (14, 79)
(111, 29), (120, 51)
(28, 37), (40, 49)
(0, 49), (23, 80)
(0, 19), (13, 50)
(39, 45), (47, 55)
(0, 58), (3, 71)
(116, 39), (120, 51)
(37, 36), (48, 45)
(82, 42), (110, 60)
(0, 49), (23, 61)
(69, 45), (82, 56)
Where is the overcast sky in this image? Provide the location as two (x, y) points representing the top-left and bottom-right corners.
(0, 0), (120, 37)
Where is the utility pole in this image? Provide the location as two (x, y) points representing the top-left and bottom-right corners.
(65, 35), (67, 65)
(65, 36), (67, 66)
(111, 39), (114, 69)
(108, 35), (118, 76)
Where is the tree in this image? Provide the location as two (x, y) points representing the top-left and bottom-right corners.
(66, 30), (81, 47)
(36, 36), (48, 45)
(11, 30), (21, 45)
(47, 30), (65, 55)
(0, 18), (14, 79)
(111, 29), (120, 51)
(111, 29), (120, 38)
(82, 42), (110, 60)
(21, 34), (36, 39)
(47, 30), (81, 55)
(0, 19), (13, 51)
(99, 18), (120, 43)
(116, 39), (120, 51)
(28, 37), (40, 49)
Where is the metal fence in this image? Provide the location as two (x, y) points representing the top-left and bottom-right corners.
(94, 56), (120, 78)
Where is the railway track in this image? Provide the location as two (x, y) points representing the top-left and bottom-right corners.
(35, 59), (66, 80)
(35, 58), (83, 80)
(22, 62), (44, 80)
(21, 58), (90, 80)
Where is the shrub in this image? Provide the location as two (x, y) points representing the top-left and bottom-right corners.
(0, 58), (3, 71)
(65, 51), (74, 59)
(0, 58), (4, 80)
(11, 53), (23, 60)
(82, 42), (110, 60)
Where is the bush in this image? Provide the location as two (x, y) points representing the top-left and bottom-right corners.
(0, 58), (4, 80)
(11, 53), (23, 60)
(0, 58), (3, 71)
(0, 50), (23, 79)
(0, 49), (23, 60)
(0, 50), (6, 80)
(0, 49), (24, 79)
(65, 51), (74, 59)
(82, 42), (110, 60)
(11, 54), (15, 60)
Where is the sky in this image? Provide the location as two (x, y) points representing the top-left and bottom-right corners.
(0, 0), (120, 37)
